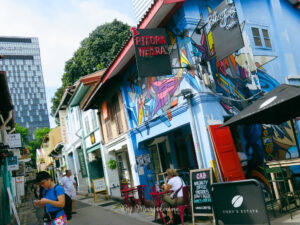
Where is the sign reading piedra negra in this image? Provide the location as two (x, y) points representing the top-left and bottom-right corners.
(131, 27), (172, 77)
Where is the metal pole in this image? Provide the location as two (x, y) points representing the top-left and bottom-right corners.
(186, 97), (204, 169)
(290, 119), (300, 157)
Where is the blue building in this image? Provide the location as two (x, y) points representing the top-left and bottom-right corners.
(86, 0), (300, 198)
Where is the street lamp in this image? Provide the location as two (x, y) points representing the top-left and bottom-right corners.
(181, 89), (204, 169)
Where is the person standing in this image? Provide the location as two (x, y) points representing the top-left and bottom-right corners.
(34, 171), (67, 225)
(60, 170), (77, 214)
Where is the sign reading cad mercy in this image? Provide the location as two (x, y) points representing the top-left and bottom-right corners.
(131, 27), (172, 77)
(208, 0), (244, 60)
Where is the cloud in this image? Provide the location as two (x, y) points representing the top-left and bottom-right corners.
(0, 0), (135, 128)
(0, 0), (135, 89)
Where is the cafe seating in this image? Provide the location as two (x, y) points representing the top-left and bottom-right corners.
(264, 166), (298, 218)
(132, 185), (147, 210)
(121, 184), (147, 212)
(121, 186), (135, 213)
(175, 185), (192, 225)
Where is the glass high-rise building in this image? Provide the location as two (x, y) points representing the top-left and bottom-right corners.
(0, 36), (50, 139)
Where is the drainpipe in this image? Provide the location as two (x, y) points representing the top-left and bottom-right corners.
(182, 90), (205, 169)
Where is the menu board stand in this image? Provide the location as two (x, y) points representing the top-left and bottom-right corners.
(92, 178), (109, 202)
(190, 168), (214, 225)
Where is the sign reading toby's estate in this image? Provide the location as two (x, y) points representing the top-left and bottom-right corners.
(211, 179), (270, 225)
(131, 27), (172, 77)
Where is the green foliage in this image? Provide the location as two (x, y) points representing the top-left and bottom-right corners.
(15, 123), (30, 145)
(51, 19), (131, 117)
(107, 158), (117, 170)
(28, 127), (51, 162)
(14, 124), (50, 167)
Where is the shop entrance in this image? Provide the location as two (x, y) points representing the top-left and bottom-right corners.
(143, 124), (198, 185)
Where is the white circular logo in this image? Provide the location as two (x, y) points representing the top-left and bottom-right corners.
(259, 96), (277, 109)
(232, 195), (243, 208)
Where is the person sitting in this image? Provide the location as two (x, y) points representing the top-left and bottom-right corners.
(34, 171), (67, 225)
(162, 168), (186, 225)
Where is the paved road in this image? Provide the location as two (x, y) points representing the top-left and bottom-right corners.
(18, 190), (154, 225)
(69, 204), (155, 225)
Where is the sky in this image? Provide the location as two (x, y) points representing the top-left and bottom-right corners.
(0, 0), (136, 128)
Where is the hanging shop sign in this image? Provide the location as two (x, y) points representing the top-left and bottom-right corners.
(77, 149), (88, 178)
(102, 102), (108, 120)
(13, 161), (25, 177)
(208, 0), (244, 60)
(7, 133), (21, 148)
(7, 156), (19, 171)
(131, 27), (172, 77)
(190, 168), (214, 217)
(211, 179), (270, 225)
(90, 132), (96, 145)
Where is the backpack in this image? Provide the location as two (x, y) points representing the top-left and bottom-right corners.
(43, 185), (72, 220)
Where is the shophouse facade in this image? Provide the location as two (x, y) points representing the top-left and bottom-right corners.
(83, 0), (300, 199)
(55, 85), (90, 193)
(36, 126), (62, 182)
(83, 76), (138, 197)
(67, 71), (105, 192)
(0, 68), (15, 225)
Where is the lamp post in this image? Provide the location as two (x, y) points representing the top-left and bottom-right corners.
(181, 89), (204, 169)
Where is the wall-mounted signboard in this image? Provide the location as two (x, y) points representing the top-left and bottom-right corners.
(132, 27), (172, 77)
(207, 0), (244, 60)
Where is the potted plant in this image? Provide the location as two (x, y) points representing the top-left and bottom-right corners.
(107, 158), (117, 170)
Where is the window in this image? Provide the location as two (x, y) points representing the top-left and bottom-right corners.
(111, 94), (123, 135)
(85, 116), (90, 134)
(91, 110), (97, 130)
(251, 26), (272, 48)
(262, 29), (271, 48)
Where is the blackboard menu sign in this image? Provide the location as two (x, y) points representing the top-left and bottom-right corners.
(190, 168), (214, 216)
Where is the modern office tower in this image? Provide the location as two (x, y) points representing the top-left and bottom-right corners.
(132, 0), (155, 23)
(0, 36), (50, 139)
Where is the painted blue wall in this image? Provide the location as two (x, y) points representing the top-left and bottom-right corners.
(118, 0), (300, 196)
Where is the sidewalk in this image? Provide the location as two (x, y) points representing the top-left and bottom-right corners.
(76, 193), (300, 225)
(13, 190), (300, 225)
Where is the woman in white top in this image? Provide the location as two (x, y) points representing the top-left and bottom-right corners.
(162, 168), (185, 225)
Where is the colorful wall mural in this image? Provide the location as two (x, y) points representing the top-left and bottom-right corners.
(123, 0), (299, 167)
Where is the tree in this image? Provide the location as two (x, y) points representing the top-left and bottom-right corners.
(28, 127), (51, 162)
(15, 123), (30, 145)
(51, 19), (131, 117)
(14, 124), (50, 167)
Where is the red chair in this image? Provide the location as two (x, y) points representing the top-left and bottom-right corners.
(176, 186), (192, 225)
(132, 185), (147, 210)
(121, 186), (135, 213)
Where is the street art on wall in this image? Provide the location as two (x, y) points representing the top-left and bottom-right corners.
(123, 0), (298, 165)
(124, 29), (207, 127)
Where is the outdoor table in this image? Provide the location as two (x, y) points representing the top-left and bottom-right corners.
(266, 158), (300, 207)
(149, 191), (168, 225)
(121, 185), (147, 212)
(121, 186), (137, 212)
